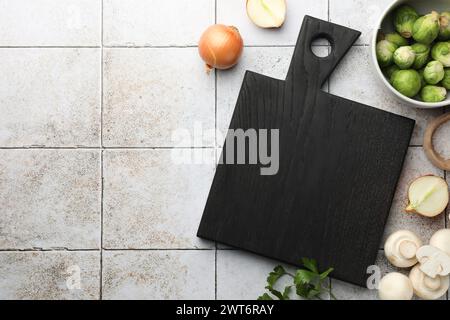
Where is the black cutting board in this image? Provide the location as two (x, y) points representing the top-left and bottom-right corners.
(197, 16), (415, 286)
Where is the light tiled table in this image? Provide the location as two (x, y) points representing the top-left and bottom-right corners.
(0, 0), (448, 300)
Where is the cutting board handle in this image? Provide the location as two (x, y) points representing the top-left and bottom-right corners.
(286, 16), (361, 87)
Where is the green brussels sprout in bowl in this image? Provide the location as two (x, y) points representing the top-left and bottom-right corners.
(377, 40), (398, 67)
(412, 11), (441, 45)
(383, 32), (410, 46)
(423, 60), (445, 84)
(421, 85), (447, 102)
(393, 46), (416, 69)
(411, 43), (430, 69)
(394, 5), (419, 38)
(442, 68), (450, 89)
(439, 12), (450, 40)
(372, 0), (450, 108)
(391, 69), (422, 97)
(431, 41), (450, 66)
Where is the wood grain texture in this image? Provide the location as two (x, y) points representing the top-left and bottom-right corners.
(197, 16), (415, 287)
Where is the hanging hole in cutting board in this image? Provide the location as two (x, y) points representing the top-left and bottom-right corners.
(310, 36), (332, 58)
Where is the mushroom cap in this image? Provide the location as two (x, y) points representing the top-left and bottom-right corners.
(384, 230), (422, 267)
(416, 245), (450, 277)
(409, 265), (449, 300)
(430, 229), (450, 256)
(378, 272), (414, 300)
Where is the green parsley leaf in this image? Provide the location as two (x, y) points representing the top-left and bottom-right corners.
(258, 258), (336, 300)
(301, 257), (319, 273)
(266, 265), (286, 288)
(257, 293), (273, 300)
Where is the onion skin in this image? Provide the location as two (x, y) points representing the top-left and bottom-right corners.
(198, 24), (244, 71)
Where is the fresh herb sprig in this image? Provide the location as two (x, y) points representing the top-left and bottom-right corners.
(258, 258), (336, 300)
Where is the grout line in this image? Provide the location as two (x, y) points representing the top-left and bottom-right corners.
(99, 150), (104, 300)
(0, 46), (100, 48)
(0, 146), (100, 150)
(99, 0), (104, 301)
(0, 145), (422, 150)
(0, 248), (100, 252)
(0, 248), (217, 252)
(214, 72), (218, 149)
(215, 243), (218, 300)
(102, 248), (216, 251)
(0, 44), (372, 49)
(103, 45), (198, 48)
(0, 146), (217, 150)
(214, 0), (218, 301)
(327, 0), (330, 22)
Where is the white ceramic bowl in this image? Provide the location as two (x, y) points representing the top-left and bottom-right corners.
(371, 0), (450, 108)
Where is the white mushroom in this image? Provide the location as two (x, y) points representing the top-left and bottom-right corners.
(378, 272), (413, 300)
(416, 245), (450, 278)
(405, 175), (449, 217)
(409, 265), (449, 300)
(384, 230), (422, 267)
(429, 229), (450, 256)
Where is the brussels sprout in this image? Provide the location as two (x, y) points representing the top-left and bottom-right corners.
(377, 40), (398, 67)
(412, 11), (440, 44)
(393, 46), (415, 69)
(418, 68), (427, 88)
(441, 69), (450, 90)
(384, 65), (400, 81)
(431, 41), (450, 67)
(423, 61), (445, 84)
(384, 32), (409, 47)
(439, 12), (450, 40)
(421, 85), (447, 102)
(391, 69), (422, 97)
(394, 5), (419, 38)
(411, 43), (430, 69)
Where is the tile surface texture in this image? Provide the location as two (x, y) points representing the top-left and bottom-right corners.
(103, 0), (214, 46)
(0, 251), (100, 300)
(0, 150), (101, 250)
(0, 0), (448, 300)
(103, 149), (215, 249)
(103, 48), (215, 147)
(0, 0), (101, 46)
(102, 250), (215, 300)
(0, 49), (101, 147)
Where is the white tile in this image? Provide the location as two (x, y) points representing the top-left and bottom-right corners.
(217, 250), (330, 300)
(103, 48), (215, 147)
(0, 0), (101, 46)
(382, 148), (445, 246)
(0, 150), (101, 249)
(102, 250), (215, 300)
(0, 251), (100, 300)
(329, 46), (442, 145)
(330, 0), (393, 45)
(0, 49), (101, 147)
(103, 0), (214, 46)
(217, 46), (329, 145)
(217, 0), (328, 46)
(103, 150), (215, 249)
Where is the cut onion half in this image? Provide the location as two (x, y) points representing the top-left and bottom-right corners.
(405, 175), (449, 217)
(246, 0), (286, 28)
